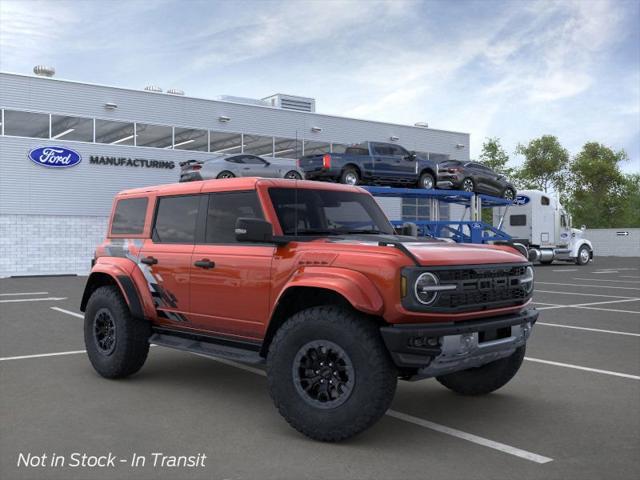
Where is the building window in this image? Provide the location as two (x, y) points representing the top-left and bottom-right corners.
(303, 140), (331, 156)
(273, 137), (302, 158)
(152, 195), (200, 244)
(402, 199), (430, 221)
(243, 134), (274, 156)
(95, 119), (135, 145)
(173, 127), (208, 151)
(135, 123), (173, 148)
(51, 114), (94, 142)
(210, 131), (243, 154)
(111, 197), (148, 235)
(3, 110), (49, 138)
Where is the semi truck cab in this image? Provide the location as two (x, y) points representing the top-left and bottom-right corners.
(494, 190), (593, 265)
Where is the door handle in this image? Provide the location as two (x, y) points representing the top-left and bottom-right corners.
(140, 256), (158, 265)
(194, 259), (215, 269)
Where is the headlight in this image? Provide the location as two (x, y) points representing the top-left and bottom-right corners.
(521, 266), (534, 294)
(414, 272), (441, 305)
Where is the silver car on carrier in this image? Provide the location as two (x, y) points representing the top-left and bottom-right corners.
(180, 154), (304, 182)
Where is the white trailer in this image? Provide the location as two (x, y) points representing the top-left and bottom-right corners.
(493, 190), (593, 265)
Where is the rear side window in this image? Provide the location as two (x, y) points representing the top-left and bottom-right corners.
(510, 215), (527, 226)
(345, 147), (369, 155)
(111, 198), (148, 235)
(205, 191), (263, 243)
(153, 195), (200, 243)
(541, 196), (550, 205)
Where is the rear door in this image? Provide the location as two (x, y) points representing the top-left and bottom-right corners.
(371, 143), (396, 179)
(189, 190), (274, 340)
(139, 194), (201, 325)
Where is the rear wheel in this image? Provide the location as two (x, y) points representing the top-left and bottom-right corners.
(436, 346), (525, 396)
(284, 170), (302, 180)
(503, 187), (516, 201)
(418, 172), (435, 189)
(576, 245), (591, 265)
(462, 178), (475, 192)
(84, 286), (150, 379)
(216, 171), (235, 179)
(340, 167), (360, 186)
(267, 306), (397, 441)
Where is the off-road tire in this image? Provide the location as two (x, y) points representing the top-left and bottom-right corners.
(418, 172), (435, 189)
(576, 245), (590, 265)
(216, 170), (235, 179)
(340, 167), (360, 186)
(436, 346), (525, 396)
(267, 305), (397, 442)
(84, 286), (150, 379)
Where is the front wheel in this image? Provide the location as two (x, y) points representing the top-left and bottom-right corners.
(436, 346), (525, 396)
(418, 172), (435, 189)
(267, 306), (397, 442)
(503, 187), (516, 201)
(84, 286), (150, 379)
(576, 245), (591, 265)
(216, 171), (235, 179)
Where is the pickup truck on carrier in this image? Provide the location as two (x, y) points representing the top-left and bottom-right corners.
(299, 141), (439, 189)
(81, 178), (538, 441)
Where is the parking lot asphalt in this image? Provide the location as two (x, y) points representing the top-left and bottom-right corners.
(1, 257), (639, 480)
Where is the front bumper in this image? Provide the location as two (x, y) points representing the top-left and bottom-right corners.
(380, 309), (538, 379)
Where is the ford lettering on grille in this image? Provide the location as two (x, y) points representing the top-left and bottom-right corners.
(28, 146), (82, 168)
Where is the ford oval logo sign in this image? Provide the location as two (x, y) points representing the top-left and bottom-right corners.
(514, 195), (530, 206)
(28, 146), (82, 168)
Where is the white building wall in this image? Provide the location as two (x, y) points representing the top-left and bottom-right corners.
(586, 228), (640, 257)
(0, 215), (107, 277)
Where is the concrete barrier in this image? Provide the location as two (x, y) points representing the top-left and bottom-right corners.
(586, 228), (640, 257)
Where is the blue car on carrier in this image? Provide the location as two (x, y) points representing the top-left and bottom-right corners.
(298, 141), (439, 189)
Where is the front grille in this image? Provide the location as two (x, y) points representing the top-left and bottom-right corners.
(403, 263), (532, 313)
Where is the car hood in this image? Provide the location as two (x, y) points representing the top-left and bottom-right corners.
(327, 236), (526, 265)
(403, 242), (525, 266)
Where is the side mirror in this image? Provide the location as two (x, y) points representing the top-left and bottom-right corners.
(235, 218), (274, 243)
(396, 222), (418, 236)
(406, 151), (417, 160)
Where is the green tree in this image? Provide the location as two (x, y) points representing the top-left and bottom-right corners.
(566, 142), (632, 228)
(515, 135), (569, 193)
(618, 174), (640, 227)
(479, 137), (514, 176)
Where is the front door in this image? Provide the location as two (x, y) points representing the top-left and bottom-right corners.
(139, 194), (201, 325)
(189, 190), (274, 340)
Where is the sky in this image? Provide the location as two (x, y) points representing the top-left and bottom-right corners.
(1, 0), (638, 172)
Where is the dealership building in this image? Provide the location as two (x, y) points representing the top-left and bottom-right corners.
(0, 69), (470, 277)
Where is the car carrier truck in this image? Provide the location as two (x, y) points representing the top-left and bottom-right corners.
(494, 189), (594, 265)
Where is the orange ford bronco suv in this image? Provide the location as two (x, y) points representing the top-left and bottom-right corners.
(82, 178), (537, 441)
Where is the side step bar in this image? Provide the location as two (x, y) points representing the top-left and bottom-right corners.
(150, 331), (264, 365)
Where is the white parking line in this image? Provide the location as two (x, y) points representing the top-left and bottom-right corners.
(385, 410), (553, 464)
(535, 290), (637, 299)
(197, 355), (553, 464)
(551, 269), (577, 272)
(593, 271), (619, 274)
(573, 278), (640, 284)
(0, 291), (49, 296)
(537, 282), (640, 291)
(537, 322), (640, 337)
(620, 275), (640, 279)
(525, 357), (640, 380)
(51, 307), (84, 318)
(0, 297), (67, 303)
(0, 350), (86, 361)
(534, 298), (640, 311)
(574, 306), (640, 315)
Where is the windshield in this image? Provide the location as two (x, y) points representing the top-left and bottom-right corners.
(268, 188), (394, 236)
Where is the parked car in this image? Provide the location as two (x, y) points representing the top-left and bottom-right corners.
(179, 154), (303, 182)
(437, 160), (517, 199)
(298, 141), (439, 189)
(81, 177), (537, 442)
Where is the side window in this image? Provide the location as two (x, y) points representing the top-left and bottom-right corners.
(389, 145), (409, 157)
(541, 196), (550, 206)
(111, 198), (148, 235)
(561, 215), (567, 227)
(205, 191), (264, 244)
(153, 195), (200, 243)
(510, 215), (527, 226)
(372, 144), (391, 155)
(226, 156), (243, 164)
(242, 155), (266, 165)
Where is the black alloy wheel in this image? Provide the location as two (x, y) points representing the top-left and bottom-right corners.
(93, 308), (117, 355)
